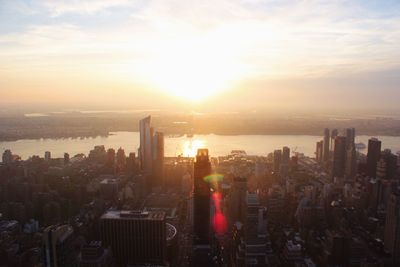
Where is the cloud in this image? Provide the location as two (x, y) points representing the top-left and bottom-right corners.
(40, 0), (134, 16)
(1, 0), (400, 109)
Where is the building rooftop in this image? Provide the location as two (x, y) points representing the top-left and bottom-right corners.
(101, 210), (165, 221)
(100, 178), (117, 184)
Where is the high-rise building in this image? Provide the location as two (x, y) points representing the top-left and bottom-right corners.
(64, 153), (70, 165)
(44, 151), (51, 161)
(152, 131), (164, 186)
(239, 192), (272, 266)
(100, 210), (167, 266)
(316, 140), (324, 162)
(106, 148), (115, 168)
(378, 149), (398, 180)
(330, 129), (338, 151)
(139, 116), (165, 187)
(332, 136), (347, 180)
(384, 192), (400, 265)
(367, 138), (382, 178)
(345, 145), (357, 180)
(43, 224), (78, 267)
(229, 176), (247, 224)
(323, 128), (330, 162)
(193, 149), (211, 245)
(126, 152), (137, 173)
(268, 185), (285, 227)
(346, 128), (356, 149)
(280, 146), (290, 176)
(273, 149), (282, 174)
(116, 147), (126, 167)
(282, 146), (290, 164)
(139, 116), (153, 174)
(2, 149), (13, 164)
(78, 241), (113, 267)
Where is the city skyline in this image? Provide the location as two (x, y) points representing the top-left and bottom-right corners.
(1, 114), (400, 266)
(1, 1), (400, 266)
(1, 1), (400, 112)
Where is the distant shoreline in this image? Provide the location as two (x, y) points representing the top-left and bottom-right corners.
(1, 131), (400, 143)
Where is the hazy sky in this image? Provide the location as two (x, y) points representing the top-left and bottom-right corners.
(1, 0), (400, 113)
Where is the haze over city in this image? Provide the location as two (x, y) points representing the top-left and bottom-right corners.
(2, 1), (400, 267)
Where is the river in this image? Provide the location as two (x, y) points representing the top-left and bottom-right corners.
(1, 132), (400, 160)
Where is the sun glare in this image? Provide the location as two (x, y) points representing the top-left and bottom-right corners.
(181, 139), (206, 157)
(138, 33), (247, 102)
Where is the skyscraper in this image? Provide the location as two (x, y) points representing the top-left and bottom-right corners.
(378, 149), (398, 180)
(282, 146), (290, 164)
(323, 128), (330, 162)
(63, 153), (70, 165)
(193, 149), (211, 245)
(384, 192), (400, 265)
(345, 128), (355, 149)
(116, 147), (126, 167)
(273, 149), (282, 174)
(43, 224), (77, 267)
(229, 176), (247, 224)
(332, 136), (347, 180)
(152, 131), (165, 186)
(2, 149), (13, 164)
(106, 148), (115, 167)
(100, 210), (167, 266)
(316, 140), (323, 162)
(343, 128), (357, 180)
(139, 116), (165, 187)
(139, 116), (153, 174)
(367, 138), (382, 178)
(331, 129), (338, 151)
(44, 151), (51, 161)
(345, 145), (357, 180)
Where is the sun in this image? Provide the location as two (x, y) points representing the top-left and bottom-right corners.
(181, 139), (206, 157)
(138, 34), (246, 102)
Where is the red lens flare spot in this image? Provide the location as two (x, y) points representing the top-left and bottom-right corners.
(213, 212), (227, 235)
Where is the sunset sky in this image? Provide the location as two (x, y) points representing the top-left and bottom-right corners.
(1, 0), (400, 112)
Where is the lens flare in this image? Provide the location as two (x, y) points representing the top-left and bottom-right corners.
(204, 173), (224, 191)
(213, 212), (227, 235)
(211, 191), (227, 235)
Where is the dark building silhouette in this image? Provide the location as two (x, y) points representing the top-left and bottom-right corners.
(378, 149), (398, 180)
(139, 116), (164, 187)
(2, 149), (13, 164)
(323, 128), (330, 162)
(273, 149), (282, 174)
(332, 136), (347, 181)
(282, 146), (290, 164)
(316, 140), (323, 163)
(193, 149), (212, 245)
(106, 148), (115, 168)
(100, 210), (167, 266)
(367, 138), (382, 178)
(43, 224), (77, 267)
(126, 152), (137, 173)
(346, 128), (356, 149)
(78, 241), (113, 267)
(192, 149), (212, 267)
(229, 176), (247, 224)
(384, 192), (400, 265)
(345, 145), (357, 180)
(152, 131), (164, 186)
(331, 129), (338, 151)
(116, 147), (126, 169)
(139, 116), (153, 173)
(64, 153), (70, 165)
